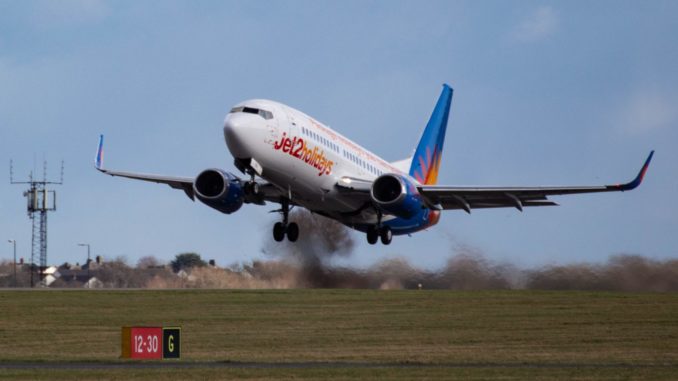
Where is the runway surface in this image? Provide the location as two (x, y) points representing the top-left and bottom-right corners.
(1, 361), (676, 370)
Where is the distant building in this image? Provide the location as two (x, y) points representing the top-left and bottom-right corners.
(41, 266), (59, 287)
(48, 266), (100, 288)
(83, 277), (103, 289)
(82, 255), (104, 271)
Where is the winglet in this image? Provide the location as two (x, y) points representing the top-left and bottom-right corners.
(615, 150), (654, 191)
(95, 134), (104, 170)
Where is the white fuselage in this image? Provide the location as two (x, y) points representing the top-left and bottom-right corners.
(223, 99), (406, 226)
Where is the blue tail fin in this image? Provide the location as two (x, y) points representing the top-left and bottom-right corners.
(409, 84), (453, 185)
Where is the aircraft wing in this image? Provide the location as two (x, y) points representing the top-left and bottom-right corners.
(98, 167), (196, 199)
(417, 151), (654, 213)
(94, 135), (285, 205)
(95, 135), (196, 199)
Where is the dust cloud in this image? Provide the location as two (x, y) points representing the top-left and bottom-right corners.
(203, 210), (678, 292)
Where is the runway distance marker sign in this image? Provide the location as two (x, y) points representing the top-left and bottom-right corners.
(121, 326), (181, 359)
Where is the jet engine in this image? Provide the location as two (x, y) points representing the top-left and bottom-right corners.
(370, 174), (425, 219)
(193, 169), (244, 214)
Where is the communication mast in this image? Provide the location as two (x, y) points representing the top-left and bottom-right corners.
(10, 160), (63, 286)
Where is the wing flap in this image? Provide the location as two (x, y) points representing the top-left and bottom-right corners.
(440, 198), (558, 210)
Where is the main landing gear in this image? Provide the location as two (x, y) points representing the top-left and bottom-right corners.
(272, 198), (299, 242)
(366, 211), (392, 245)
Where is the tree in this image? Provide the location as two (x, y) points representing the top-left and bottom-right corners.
(171, 253), (206, 273)
(137, 256), (163, 269)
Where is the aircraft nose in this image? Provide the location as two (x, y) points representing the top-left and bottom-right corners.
(223, 114), (256, 158)
(223, 116), (243, 141)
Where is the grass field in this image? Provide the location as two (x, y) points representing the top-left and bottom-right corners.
(1, 289), (677, 380)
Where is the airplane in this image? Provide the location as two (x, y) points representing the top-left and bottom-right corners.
(95, 84), (654, 245)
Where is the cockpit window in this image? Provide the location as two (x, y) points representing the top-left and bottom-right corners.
(229, 106), (273, 120)
(261, 109), (273, 120)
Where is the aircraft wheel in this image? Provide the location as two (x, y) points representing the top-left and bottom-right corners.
(286, 222), (299, 242)
(249, 181), (260, 196)
(366, 226), (379, 245)
(273, 222), (285, 242)
(244, 181), (260, 196)
(380, 226), (392, 245)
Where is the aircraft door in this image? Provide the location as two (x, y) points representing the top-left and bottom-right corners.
(284, 110), (300, 171)
(285, 110), (300, 138)
(264, 105), (284, 146)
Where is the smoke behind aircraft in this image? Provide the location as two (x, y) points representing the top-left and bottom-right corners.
(27, 210), (667, 290)
(243, 210), (678, 291)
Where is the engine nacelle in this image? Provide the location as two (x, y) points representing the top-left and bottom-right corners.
(193, 169), (244, 214)
(370, 174), (424, 219)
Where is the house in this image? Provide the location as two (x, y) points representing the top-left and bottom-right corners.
(49, 266), (101, 288)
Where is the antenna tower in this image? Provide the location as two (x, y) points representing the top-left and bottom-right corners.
(10, 159), (64, 287)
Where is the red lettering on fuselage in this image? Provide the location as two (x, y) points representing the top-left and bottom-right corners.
(273, 133), (334, 176)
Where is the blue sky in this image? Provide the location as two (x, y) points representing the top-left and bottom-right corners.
(1, 0), (676, 269)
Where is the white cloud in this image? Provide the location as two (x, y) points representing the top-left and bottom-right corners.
(618, 91), (677, 134)
(512, 6), (558, 43)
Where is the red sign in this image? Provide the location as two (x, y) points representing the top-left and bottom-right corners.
(128, 327), (162, 359)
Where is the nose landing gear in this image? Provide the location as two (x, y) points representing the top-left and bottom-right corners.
(243, 181), (260, 197)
